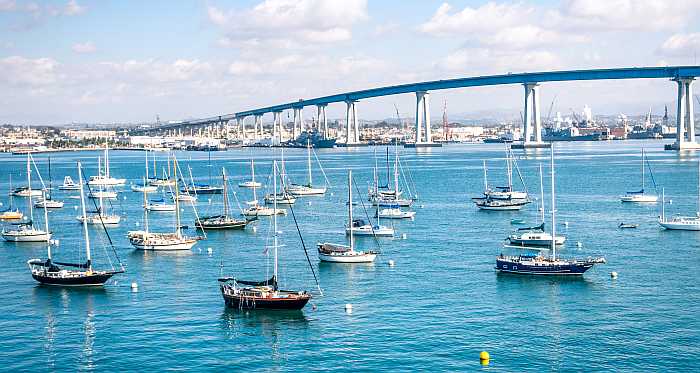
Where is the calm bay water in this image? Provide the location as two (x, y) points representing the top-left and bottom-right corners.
(0, 140), (698, 371)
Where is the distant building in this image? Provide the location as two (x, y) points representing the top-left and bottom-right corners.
(63, 129), (116, 141)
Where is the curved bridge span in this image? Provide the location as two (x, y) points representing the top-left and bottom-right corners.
(147, 66), (700, 150)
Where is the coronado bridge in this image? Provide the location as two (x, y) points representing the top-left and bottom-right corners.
(138, 66), (700, 150)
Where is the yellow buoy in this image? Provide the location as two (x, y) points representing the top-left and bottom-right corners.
(480, 351), (490, 365)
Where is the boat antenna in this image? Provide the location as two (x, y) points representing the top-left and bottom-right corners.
(283, 162), (323, 296)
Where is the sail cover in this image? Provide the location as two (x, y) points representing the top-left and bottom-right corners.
(517, 223), (545, 232)
(233, 276), (277, 288)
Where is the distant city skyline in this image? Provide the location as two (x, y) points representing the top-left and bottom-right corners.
(1, 0), (700, 125)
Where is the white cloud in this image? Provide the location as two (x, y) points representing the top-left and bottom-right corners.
(72, 41), (95, 53)
(0, 0), (16, 11)
(102, 59), (212, 83)
(64, 0), (85, 16)
(0, 56), (61, 87)
(658, 33), (700, 57)
(419, 2), (531, 36)
(551, 0), (700, 31)
(207, 0), (367, 48)
(373, 22), (399, 36)
(437, 48), (562, 74)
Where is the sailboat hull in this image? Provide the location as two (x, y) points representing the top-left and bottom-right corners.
(130, 238), (197, 251)
(495, 258), (594, 275)
(659, 217), (700, 230)
(31, 271), (117, 286)
(2, 230), (51, 242)
(318, 252), (377, 263)
(221, 292), (311, 310)
(620, 194), (658, 203)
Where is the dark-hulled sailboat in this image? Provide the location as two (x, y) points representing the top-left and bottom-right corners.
(219, 160), (318, 310)
(496, 147), (605, 276)
(196, 168), (254, 230)
(27, 161), (124, 286)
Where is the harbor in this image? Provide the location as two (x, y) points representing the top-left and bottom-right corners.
(1, 140), (698, 370)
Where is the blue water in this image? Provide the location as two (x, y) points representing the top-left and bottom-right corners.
(0, 141), (698, 371)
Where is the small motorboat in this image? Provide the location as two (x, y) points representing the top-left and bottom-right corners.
(34, 198), (64, 209)
(377, 207), (415, 219)
(346, 219), (394, 237)
(618, 222), (639, 229)
(58, 176), (81, 190)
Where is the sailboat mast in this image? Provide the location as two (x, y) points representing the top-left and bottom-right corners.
(145, 151), (149, 180)
(385, 147), (390, 188)
(78, 162), (92, 270)
(550, 147), (556, 261)
(173, 157), (181, 238)
(38, 156), (51, 260)
(661, 187), (666, 222)
(48, 156), (52, 192)
(104, 142), (110, 179)
(507, 147), (513, 191)
(483, 160), (488, 191)
(697, 160), (700, 215)
(641, 149), (645, 191)
(539, 163), (545, 223)
(222, 168), (228, 216)
(251, 160), (257, 203)
(307, 139), (312, 186)
(348, 170), (354, 250)
(273, 160), (279, 283)
(394, 147), (399, 196)
(26, 154), (33, 224)
(142, 176), (149, 237)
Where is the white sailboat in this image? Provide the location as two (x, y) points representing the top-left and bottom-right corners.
(482, 147), (529, 200)
(77, 180), (121, 225)
(0, 174), (24, 220)
(265, 151), (296, 205)
(659, 161), (700, 230)
(372, 146), (414, 207)
(287, 140), (327, 196)
(129, 156), (200, 251)
(88, 143), (126, 186)
(239, 159), (263, 188)
(507, 164), (566, 247)
(2, 154), (52, 242)
(34, 157), (64, 209)
(621, 148), (658, 203)
(243, 162), (286, 217)
(347, 182), (394, 237)
(88, 157), (118, 199)
(131, 151), (158, 193)
(318, 170), (378, 263)
(58, 176), (80, 191)
(472, 156), (531, 211)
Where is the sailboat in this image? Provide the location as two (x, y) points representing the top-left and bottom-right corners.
(507, 164), (566, 247)
(189, 149), (223, 194)
(472, 158), (530, 211)
(149, 153), (175, 187)
(219, 160), (313, 310)
(87, 157), (118, 199)
(243, 162), (286, 217)
(2, 154), (52, 242)
(265, 150), (296, 205)
(484, 147), (528, 200)
(0, 174), (24, 220)
(131, 151), (158, 193)
(371, 146), (414, 207)
(318, 170), (378, 263)
(287, 140), (327, 196)
(77, 179), (121, 225)
(659, 161), (700, 230)
(239, 159), (263, 188)
(174, 165), (198, 202)
(196, 168), (254, 230)
(496, 147), (605, 275)
(34, 157), (64, 209)
(346, 183), (394, 237)
(59, 175), (80, 190)
(27, 161), (124, 286)
(88, 143), (126, 186)
(621, 148), (658, 202)
(128, 156), (200, 251)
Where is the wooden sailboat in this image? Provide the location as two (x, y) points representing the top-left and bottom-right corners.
(659, 160), (700, 230)
(196, 168), (254, 230)
(621, 148), (658, 202)
(219, 160), (313, 310)
(128, 156), (200, 251)
(2, 154), (51, 242)
(496, 147), (605, 275)
(287, 140), (327, 196)
(27, 161), (123, 286)
(318, 170), (378, 263)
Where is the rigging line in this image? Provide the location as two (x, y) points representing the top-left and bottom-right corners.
(510, 148), (529, 196)
(80, 163), (124, 271)
(398, 152), (418, 199)
(645, 154), (659, 192)
(353, 177), (382, 253)
(285, 183), (323, 296)
(312, 148), (332, 188)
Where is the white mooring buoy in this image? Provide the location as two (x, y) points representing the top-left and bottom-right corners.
(610, 271), (618, 279)
(207, 247), (213, 255)
(131, 282), (138, 291)
(401, 233), (407, 240)
(576, 241), (582, 248)
(345, 303), (353, 314)
(388, 260), (395, 267)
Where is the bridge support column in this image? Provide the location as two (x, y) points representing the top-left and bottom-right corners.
(413, 91), (434, 145)
(669, 77), (699, 150)
(254, 115), (262, 141)
(238, 117), (246, 141)
(344, 100), (359, 144)
(272, 111), (281, 146)
(514, 83), (549, 149)
(317, 104), (328, 138)
(293, 108), (303, 140)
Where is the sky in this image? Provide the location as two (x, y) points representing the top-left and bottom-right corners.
(1, 0), (700, 125)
